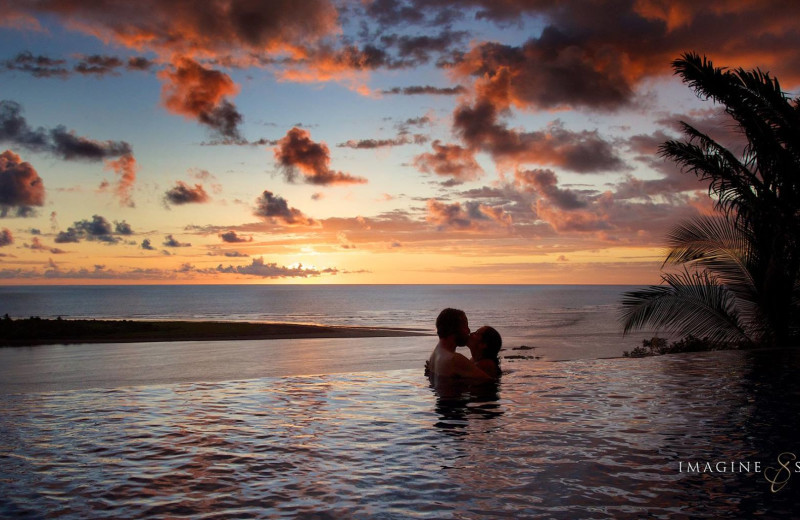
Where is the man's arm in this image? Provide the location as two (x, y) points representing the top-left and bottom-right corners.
(451, 352), (492, 380)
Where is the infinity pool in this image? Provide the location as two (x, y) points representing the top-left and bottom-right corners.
(2, 348), (799, 518)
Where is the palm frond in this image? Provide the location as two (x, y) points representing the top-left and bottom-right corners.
(675, 53), (800, 207)
(672, 53), (735, 104)
(620, 269), (753, 344)
(659, 139), (759, 219)
(664, 216), (755, 284)
(663, 215), (762, 328)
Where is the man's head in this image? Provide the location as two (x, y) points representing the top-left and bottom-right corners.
(436, 308), (470, 346)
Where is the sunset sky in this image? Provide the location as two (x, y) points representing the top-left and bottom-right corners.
(0, 0), (798, 284)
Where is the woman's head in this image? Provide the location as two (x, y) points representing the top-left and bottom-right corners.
(468, 326), (502, 362)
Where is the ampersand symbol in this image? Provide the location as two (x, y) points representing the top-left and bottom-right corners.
(764, 452), (796, 493)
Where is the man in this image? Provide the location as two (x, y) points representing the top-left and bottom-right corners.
(427, 308), (492, 380)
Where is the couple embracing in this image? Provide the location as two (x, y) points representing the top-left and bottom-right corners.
(427, 308), (502, 381)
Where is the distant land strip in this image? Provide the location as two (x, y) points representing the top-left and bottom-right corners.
(0, 317), (432, 346)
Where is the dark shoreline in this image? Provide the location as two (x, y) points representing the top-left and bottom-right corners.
(0, 317), (431, 347)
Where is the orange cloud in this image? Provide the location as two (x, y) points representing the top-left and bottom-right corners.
(164, 181), (211, 206)
(451, 0), (800, 117)
(274, 128), (367, 185)
(11, 0), (339, 59)
(160, 57), (242, 139)
(413, 140), (484, 181)
(103, 153), (137, 208)
(426, 199), (512, 231)
(535, 200), (611, 233)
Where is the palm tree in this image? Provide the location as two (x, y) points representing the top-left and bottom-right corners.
(620, 52), (800, 347)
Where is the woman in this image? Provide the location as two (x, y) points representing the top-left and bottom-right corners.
(466, 326), (502, 378)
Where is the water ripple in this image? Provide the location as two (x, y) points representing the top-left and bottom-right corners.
(2, 350), (800, 518)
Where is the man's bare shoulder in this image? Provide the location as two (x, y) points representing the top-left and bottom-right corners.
(428, 345), (457, 376)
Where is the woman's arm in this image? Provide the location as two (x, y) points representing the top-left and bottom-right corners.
(451, 353), (492, 380)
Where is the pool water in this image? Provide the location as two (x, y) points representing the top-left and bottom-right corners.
(2, 349), (800, 518)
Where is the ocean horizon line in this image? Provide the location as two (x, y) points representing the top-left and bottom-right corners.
(0, 282), (652, 288)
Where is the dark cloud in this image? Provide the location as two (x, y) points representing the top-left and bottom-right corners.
(275, 127), (367, 185)
(49, 126), (132, 161)
(74, 54), (124, 76)
(54, 229), (80, 244)
(54, 215), (132, 244)
(364, 0), (463, 29)
(337, 134), (426, 149)
(611, 108), (750, 200)
(254, 190), (316, 226)
(141, 238), (155, 250)
(395, 115), (432, 137)
(413, 140), (483, 181)
(453, 98), (624, 172)
(615, 128), (709, 200)
(201, 137), (279, 146)
(214, 257), (336, 278)
(127, 56), (155, 71)
(426, 199), (511, 230)
(381, 85), (466, 96)
(515, 169), (587, 210)
(163, 234), (191, 248)
(164, 181), (210, 205)
(115, 221), (133, 235)
(0, 228), (11, 246)
(3, 52), (155, 78)
(219, 230), (252, 243)
(654, 108), (747, 156)
(436, 0), (558, 22)
(332, 43), (396, 70)
(0, 150), (45, 217)
(3, 51), (69, 78)
(292, 39), (452, 76)
(399, 115), (432, 128)
(78, 216), (113, 239)
(365, 0), (426, 27)
(379, 30), (468, 66)
(456, 36), (634, 112)
(0, 100), (134, 162)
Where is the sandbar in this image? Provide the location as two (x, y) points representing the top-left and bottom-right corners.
(0, 317), (431, 347)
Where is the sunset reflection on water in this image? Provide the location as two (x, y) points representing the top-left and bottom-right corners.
(2, 349), (800, 518)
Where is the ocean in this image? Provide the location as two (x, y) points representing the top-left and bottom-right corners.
(0, 284), (652, 360)
(2, 284), (799, 518)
